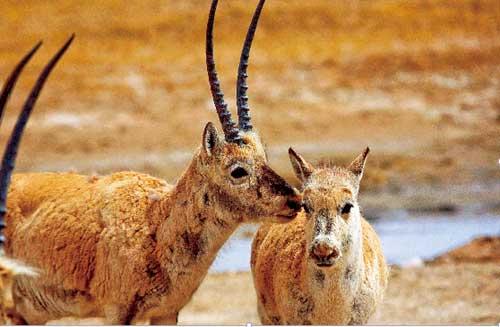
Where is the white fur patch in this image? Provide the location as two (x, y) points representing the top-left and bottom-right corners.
(0, 256), (38, 277)
(148, 191), (161, 202)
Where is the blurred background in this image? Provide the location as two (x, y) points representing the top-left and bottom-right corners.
(1, 0), (499, 324)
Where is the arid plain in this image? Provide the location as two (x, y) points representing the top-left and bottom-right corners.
(1, 0), (499, 324)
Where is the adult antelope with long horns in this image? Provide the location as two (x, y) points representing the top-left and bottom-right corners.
(2, 0), (301, 324)
(0, 37), (73, 324)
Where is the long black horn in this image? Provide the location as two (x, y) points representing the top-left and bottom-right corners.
(0, 41), (43, 241)
(236, 0), (266, 132)
(0, 42), (43, 127)
(206, 0), (242, 144)
(0, 35), (74, 243)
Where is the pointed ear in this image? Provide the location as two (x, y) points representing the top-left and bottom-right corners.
(288, 147), (314, 183)
(348, 147), (370, 181)
(202, 122), (221, 156)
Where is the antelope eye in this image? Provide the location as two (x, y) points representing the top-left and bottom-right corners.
(231, 167), (249, 179)
(341, 203), (353, 215)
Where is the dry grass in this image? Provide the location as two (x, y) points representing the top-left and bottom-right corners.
(2, 1), (499, 64)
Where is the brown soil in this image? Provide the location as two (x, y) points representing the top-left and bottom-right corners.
(431, 236), (500, 264)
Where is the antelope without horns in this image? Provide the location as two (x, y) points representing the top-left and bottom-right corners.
(2, 0), (301, 324)
(251, 148), (388, 325)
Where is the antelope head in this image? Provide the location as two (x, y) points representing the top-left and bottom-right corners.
(288, 147), (370, 267)
(198, 0), (302, 223)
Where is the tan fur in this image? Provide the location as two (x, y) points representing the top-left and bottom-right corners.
(4, 132), (301, 324)
(251, 149), (388, 324)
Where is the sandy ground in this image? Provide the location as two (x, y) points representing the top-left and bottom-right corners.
(180, 263), (500, 325)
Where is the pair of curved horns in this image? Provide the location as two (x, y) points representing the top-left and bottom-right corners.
(0, 35), (74, 243)
(206, 0), (266, 144)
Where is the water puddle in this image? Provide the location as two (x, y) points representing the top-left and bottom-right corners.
(209, 209), (500, 272)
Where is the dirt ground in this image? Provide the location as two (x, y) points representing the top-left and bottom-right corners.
(431, 236), (500, 264)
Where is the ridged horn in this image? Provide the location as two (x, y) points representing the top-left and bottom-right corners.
(0, 35), (74, 243)
(206, 0), (242, 144)
(236, 0), (266, 132)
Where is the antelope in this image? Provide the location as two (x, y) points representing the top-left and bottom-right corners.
(251, 148), (388, 325)
(2, 0), (302, 324)
(0, 39), (72, 324)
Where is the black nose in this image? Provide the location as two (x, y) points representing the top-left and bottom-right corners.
(286, 199), (302, 211)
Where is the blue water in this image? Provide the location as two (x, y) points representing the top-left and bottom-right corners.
(209, 209), (500, 272)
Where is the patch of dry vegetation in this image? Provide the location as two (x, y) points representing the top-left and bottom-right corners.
(431, 236), (500, 264)
(3, 1), (499, 65)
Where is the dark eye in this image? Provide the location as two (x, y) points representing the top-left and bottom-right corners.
(341, 203), (353, 215)
(231, 167), (249, 179)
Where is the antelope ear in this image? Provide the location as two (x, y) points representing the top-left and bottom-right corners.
(202, 122), (221, 156)
(348, 147), (370, 181)
(288, 147), (314, 183)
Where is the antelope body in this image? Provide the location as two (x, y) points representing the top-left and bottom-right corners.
(2, 0), (302, 324)
(251, 148), (388, 325)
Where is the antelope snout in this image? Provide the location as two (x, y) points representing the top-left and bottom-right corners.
(276, 192), (302, 221)
(286, 196), (302, 211)
(310, 240), (341, 267)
